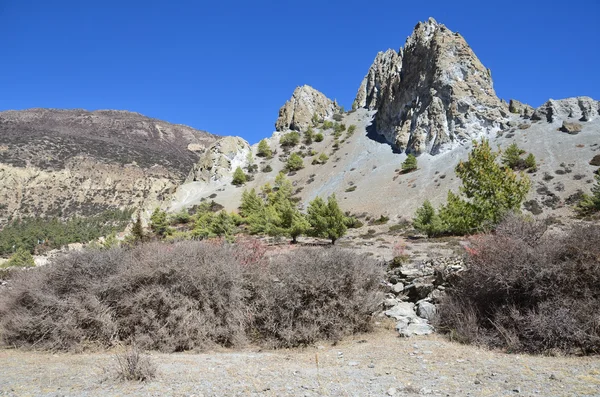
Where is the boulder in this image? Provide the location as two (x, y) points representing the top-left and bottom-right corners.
(509, 99), (535, 117)
(560, 121), (582, 134)
(385, 302), (417, 320)
(416, 301), (437, 321)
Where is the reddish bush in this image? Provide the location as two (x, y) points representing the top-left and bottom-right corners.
(436, 214), (600, 354)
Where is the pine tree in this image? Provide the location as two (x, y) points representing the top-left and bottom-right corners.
(401, 154), (418, 172)
(232, 166), (247, 185)
(307, 195), (347, 244)
(413, 200), (444, 237)
(2, 247), (35, 268)
(576, 173), (600, 216)
(150, 208), (171, 237)
(453, 139), (530, 230)
(239, 188), (264, 218)
(303, 127), (314, 144)
(524, 153), (537, 171)
(285, 153), (304, 172)
(131, 212), (145, 242)
(279, 131), (300, 148)
(501, 143), (526, 170)
(257, 139), (272, 158)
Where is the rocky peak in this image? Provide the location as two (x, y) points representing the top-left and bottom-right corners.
(275, 85), (340, 132)
(353, 17), (508, 155)
(352, 49), (403, 110)
(531, 97), (600, 123)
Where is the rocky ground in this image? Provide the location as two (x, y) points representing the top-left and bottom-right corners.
(1, 323), (599, 397)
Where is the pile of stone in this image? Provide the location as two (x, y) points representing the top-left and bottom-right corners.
(381, 257), (465, 337)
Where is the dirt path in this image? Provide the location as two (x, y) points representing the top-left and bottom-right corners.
(1, 322), (598, 397)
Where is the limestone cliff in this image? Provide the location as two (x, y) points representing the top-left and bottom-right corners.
(275, 85), (340, 132)
(353, 18), (509, 155)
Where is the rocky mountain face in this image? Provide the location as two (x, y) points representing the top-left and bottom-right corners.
(0, 109), (218, 223)
(187, 136), (251, 184)
(275, 85), (340, 132)
(354, 18), (508, 155)
(352, 49), (403, 111)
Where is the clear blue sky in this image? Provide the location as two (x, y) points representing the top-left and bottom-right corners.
(1, 0), (598, 144)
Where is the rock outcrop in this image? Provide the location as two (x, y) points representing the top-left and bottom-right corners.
(352, 49), (403, 110)
(509, 99), (535, 118)
(531, 97), (600, 123)
(275, 85), (340, 132)
(188, 136), (251, 183)
(353, 18), (508, 155)
(0, 109), (218, 224)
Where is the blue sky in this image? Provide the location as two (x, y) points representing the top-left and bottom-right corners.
(0, 0), (598, 144)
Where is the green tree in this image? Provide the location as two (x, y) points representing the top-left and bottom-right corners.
(576, 173), (600, 216)
(307, 195), (347, 244)
(150, 208), (171, 237)
(502, 143), (526, 170)
(285, 153), (304, 172)
(239, 188), (264, 218)
(450, 139), (530, 232)
(413, 200), (444, 237)
(131, 212), (145, 243)
(303, 127), (314, 144)
(315, 133), (324, 142)
(211, 211), (235, 238)
(257, 139), (273, 158)
(232, 166), (247, 186)
(524, 153), (537, 171)
(279, 131), (300, 148)
(402, 154), (418, 172)
(1, 247), (35, 268)
(347, 125), (356, 135)
(312, 152), (328, 165)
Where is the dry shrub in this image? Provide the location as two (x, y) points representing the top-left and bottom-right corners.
(437, 214), (600, 354)
(249, 248), (383, 347)
(0, 242), (383, 352)
(113, 345), (157, 382)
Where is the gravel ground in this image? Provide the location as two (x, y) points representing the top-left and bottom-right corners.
(1, 322), (599, 397)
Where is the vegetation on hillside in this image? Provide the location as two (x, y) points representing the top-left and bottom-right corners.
(576, 173), (600, 217)
(0, 208), (134, 257)
(401, 154), (418, 173)
(413, 140), (530, 236)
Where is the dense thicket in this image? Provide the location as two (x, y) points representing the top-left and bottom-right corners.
(437, 215), (600, 354)
(0, 241), (383, 352)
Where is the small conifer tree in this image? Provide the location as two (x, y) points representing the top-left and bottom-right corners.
(232, 166), (247, 185)
(257, 139), (273, 158)
(285, 153), (304, 172)
(401, 154), (418, 172)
